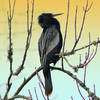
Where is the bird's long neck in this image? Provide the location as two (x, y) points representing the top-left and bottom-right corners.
(43, 18), (61, 33)
(51, 18), (60, 30)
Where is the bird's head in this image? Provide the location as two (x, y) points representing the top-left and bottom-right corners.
(38, 13), (63, 28)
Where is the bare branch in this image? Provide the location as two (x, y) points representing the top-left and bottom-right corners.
(71, 96), (74, 100)
(39, 83), (47, 100)
(12, 66), (100, 100)
(83, 34), (91, 84)
(62, 0), (70, 51)
(34, 87), (38, 100)
(50, 66), (100, 100)
(83, 65), (87, 85)
(36, 71), (45, 89)
(14, 0), (34, 75)
(4, 82), (12, 100)
(72, 0), (93, 51)
(76, 81), (85, 100)
(83, 1), (93, 12)
(30, 0), (34, 32)
(21, 0), (34, 70)
(84, 43), (98, 66)
(4, 0), (16, 99)
(80, 54), (82, 64)
(84, 32), (91, 64)
(88, 88), (92, 100)
(75, 6), (78, 41)
(87, 2), (93, 12)
(8, 0), (11, 18)
(28, 89), (33, 100)
(94, 84), (96, 95)
(8, 95), (31, 100)
(11, 0), (16, 20)
(62, 33), (95, 72)
(63, 56), (75, 69)
(62, 0), (70, 69)
(27, 0), (29, 32)
(94, 84), (96, 100)
(63, 40), (100, 57)
(14, 66), (42, 96)
(74, 32), (91, 72)
(88, 96), (91, 100)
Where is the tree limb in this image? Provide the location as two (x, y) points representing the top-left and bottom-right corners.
(63, 40), (100, 56)
(12, 66), (100, 100)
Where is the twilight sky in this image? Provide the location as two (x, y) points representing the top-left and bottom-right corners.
(0, 0), (100, 100)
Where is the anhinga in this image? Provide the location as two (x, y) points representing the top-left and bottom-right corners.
(38, 13), (63, 96)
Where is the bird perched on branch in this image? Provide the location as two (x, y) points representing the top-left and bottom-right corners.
(38, 13), (63, 96)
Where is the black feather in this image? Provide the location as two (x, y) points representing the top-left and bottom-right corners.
(38, 13), (63, 96)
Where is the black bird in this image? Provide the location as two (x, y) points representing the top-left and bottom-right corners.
(38, 13), (63, 96)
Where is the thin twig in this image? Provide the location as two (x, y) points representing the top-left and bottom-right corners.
(4, 0), (16, 99)
(89, 96), (91, 100)
(34, 87), (38, 100)
(39, 83), (47, 100)
(63, 0), (70, 51)
(72, 0), (93, 51)
(8, 95), (31, 100)
(88, 88), (92, 100)
(94, 84), (96, 100)
(62, 0), (70, 69)
(71, 96), (74, 100)
(13, 66), (42, 96)
(36, 71), (45, 89)
(84, 32), (91, 64)
(84, 44), (98, 66)
(80, 54), (82, 64)
(20, 0), (34, 71)
(8, 0), (11, 18)
(11, 0), (16, 20)
(75, 6), (78, 41)
(13, 0), (34, 75)
(28, 89), (33, 100)
(76, 81), (85, 100)
(27, 0), (29, 33)
(51, 66), (100, 100)
(63, 56), (75, 69)
(62, 33), (96, 72)
(83, 33), (91, 84)
(83, 65), (87, 85)
(12, 66), (100, 100)
(63, 40), (100, 56)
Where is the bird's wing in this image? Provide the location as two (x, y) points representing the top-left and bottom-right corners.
(38, 33), (43, 58)
(44, 25), (59, 55)
(38, 25), (60, 65)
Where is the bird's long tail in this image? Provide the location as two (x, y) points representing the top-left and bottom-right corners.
(43, 66), (53, 96)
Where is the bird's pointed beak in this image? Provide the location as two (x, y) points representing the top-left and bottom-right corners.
(53, 13), (64, 17)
